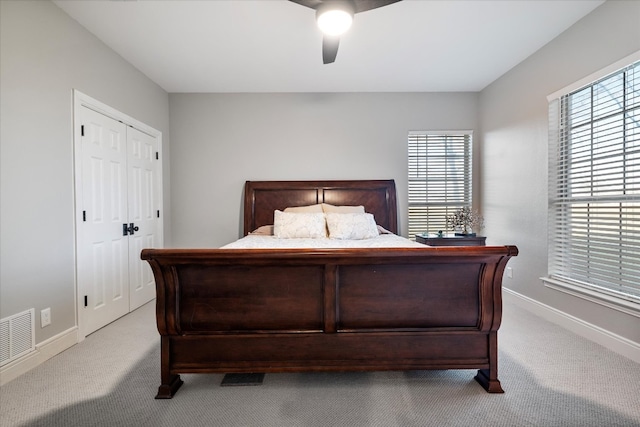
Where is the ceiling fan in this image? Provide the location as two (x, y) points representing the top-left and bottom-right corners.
(289, 0), (402, 64)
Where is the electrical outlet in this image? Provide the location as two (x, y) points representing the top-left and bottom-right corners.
(506, 267), (513, 279)
(41, 308), (51, 327)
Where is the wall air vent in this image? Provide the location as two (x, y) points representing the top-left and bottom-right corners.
(0, 309), (35, 367)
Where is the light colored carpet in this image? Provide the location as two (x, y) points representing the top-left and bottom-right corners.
(1, 301), (639, 426)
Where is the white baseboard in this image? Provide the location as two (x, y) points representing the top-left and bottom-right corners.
(503, 288), (640, 364)
(0, 327), (78, 386)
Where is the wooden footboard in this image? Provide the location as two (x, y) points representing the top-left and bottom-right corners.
(142, 245), (517, 398)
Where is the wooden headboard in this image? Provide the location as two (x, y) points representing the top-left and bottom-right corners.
(243, 180), (398, 235)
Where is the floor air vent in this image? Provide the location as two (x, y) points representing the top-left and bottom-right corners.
(1, 309), (35, 367)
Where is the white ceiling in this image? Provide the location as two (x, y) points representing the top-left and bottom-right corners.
(53, 0), (604, 93)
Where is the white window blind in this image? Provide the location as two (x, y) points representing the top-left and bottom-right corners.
(548, 60), (640, 302)
(408, 132), (472, 239)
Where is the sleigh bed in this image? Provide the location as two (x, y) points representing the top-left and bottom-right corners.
(141, 180), (518, 398)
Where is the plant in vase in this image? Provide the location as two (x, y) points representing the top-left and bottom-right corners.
(446, 207), (484, 237)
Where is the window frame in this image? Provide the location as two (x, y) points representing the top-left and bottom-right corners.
(545, 53), (640, 316)
(407, 131), (473, 240)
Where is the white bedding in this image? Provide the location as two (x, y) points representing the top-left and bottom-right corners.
(221, 233), (426, 249)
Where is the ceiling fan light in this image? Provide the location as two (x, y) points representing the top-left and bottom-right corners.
(316, 8), (353, 36)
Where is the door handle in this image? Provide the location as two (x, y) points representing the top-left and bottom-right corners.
(128, 223), (139, 235)
(123, 223), (139, 236)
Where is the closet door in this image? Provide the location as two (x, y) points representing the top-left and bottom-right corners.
(77, 101), (162, 337)
(78, 107), (130, 335)
(127, 127), (160, 310)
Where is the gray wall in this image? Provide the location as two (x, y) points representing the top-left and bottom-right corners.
(0, 1), (170, 343)
(479, 0), (640, 343)
(168, 92), (478, 247)
(3, 0), (638, 358)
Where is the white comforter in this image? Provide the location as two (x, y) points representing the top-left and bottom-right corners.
(221, 233), (426, 249)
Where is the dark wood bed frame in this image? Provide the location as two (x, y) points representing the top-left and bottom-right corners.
(141, 180), (518, 399)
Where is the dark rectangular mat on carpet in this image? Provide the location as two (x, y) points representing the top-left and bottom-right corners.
(220, 373), (265, 386)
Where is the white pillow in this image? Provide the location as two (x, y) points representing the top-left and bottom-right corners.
(284, 204), (323, 213)
(325, 213), (379, 240)
(273, 210), (327, 238)
(322, 204), (365, 214)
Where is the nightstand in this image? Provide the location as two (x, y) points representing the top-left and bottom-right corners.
(415, 234), (486, 246)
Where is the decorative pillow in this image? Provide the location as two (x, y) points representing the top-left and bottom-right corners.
(325, 213), (379, 240)
(273, 210), (327, 238)
(249, 225), (274, 235)
(284, 204), (323, 213)
(322, 204), (365, 214)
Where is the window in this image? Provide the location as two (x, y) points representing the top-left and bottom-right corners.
(408, 131), (473, 239)
(548, 60), (640, 304)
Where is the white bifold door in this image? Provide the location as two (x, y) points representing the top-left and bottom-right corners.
(76, 105), (162, 337)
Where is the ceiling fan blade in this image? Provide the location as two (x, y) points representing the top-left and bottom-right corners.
(322, 36), (340, 64)
(288, 0), (322, 10)
(289, 0), (402, 13)
(352, 0), (402, 14)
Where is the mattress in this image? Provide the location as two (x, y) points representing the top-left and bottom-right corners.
(220, 233), (426, 249)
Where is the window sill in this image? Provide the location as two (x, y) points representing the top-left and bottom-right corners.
(541, 277), (640, 318)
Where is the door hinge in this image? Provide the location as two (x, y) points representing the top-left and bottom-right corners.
(82, 211), (86, 222)
(157, 210), (160, 218)
(81, 125), (84, 137)
(84, 295), (88, 307)
(155, 152), (159, 160)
